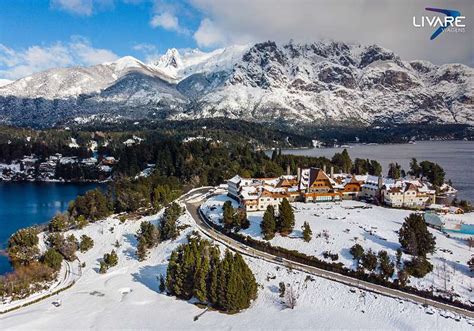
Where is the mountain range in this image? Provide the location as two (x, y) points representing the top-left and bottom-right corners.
(0, 40), (472, 128)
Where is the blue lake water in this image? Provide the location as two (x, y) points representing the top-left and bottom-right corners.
(0, 182), (102, 274)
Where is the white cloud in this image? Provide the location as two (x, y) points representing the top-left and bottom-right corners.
(0, 37), (118, 80)
(189, 0), (473, 65)
(151, 12), (178, 30)
(50, 0), (94, 16)
(132, 43), (157, 53)
(193, 18), (226, 48)
(132, 43), (159, 62)
(70, 36), (118, 65)
(50, 0), (113, 16)
(150, 11), (189, 34)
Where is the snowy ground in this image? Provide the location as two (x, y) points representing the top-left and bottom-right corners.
(201, 195), (474, 306)
(1, 201), (473, 329)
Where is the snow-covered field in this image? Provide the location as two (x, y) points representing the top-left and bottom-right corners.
(201, 195), (474, 306)
(2, 200), (473, 329)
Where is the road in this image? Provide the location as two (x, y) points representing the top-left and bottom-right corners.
(0, 255), (81, 314)
(181, 187), (474, 319)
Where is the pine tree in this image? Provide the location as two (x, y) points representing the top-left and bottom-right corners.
(165, 239), (258, 313)
(361, 249), (377, 271)
(396, 248), (403, 269)
(278, 198), (295, 236)
(399, 213), (436, 257)
(159, 274), (166, 293)
(222, 201), (234, 230)
(208, 263), (219, 305)
(261, 205), (276, 240)
(194, 255), (209, 303)
(99, 261), (108, 274)
(388, 163), (402, 179)
(302, 222), (312, 242)
(160, 202), (183, 240)
(350, 244), (365, 266)
(279, 282), (286, 298)
(79, 234), (94, 253)
(166, 251), (178, 293)
(136, 237), (148, 261)
(378, 250), (395, 279)
(225, 263), (239, 312)
(104, 249), (118, 267)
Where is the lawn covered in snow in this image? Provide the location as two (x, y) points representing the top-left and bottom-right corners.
(2, 198), (473, 329)
(201, 194), (474, 306)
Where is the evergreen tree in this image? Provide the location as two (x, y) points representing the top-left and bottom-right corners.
(278, 198), (295, 235)
(378, 250), (395, 279)
(261, 205), (276, 240)
(361, 249), (377, 271)
(409, 158), (421, 177)
(159, 274), (166, 293)
(388, 163), (402, 179)
(468, 256), (474, 272)
(271, 149), (278, 161)
(368, 160), (382, 176)
(136, 237), (148, 261)
(79, 234), (94, 253)
(302, 222), (312, 242)
(166, 251), (179, 294)
(350, 244), (364, 266)
(99, 261), (108, 274)
(194, 255), (210, 303)
(7, 227), (40, 266)
(75, 215), (88, 229)
(165, 238), (258, 312)
(135, 221), (160, 260)
(160, 202), (183, 241)
(222, 201), (234, 230)
(104, 249), (118, 267)
(49, 213), (68, 232)
(208, 263), (219, 305)
(397, 269), (409, 287)
(404, 256), (433, 278)
(42, 248), (63, 271)
(396, 248), (403, 268)
(399, 213), (436, 257)
(419, 161), (445, 187)
(279, 282), (286, 298)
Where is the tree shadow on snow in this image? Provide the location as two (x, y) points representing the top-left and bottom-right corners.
(122, 233), (138, 261)
(268, 284), (279, 294)
(362, 231), (400, 252)
(131, 263), (168, 293)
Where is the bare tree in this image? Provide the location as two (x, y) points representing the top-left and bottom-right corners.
(285, 284), (299, 309)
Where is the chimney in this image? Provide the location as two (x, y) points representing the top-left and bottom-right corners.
(297, 167), (301, 183)
(323, 164), (327, 173)
(378, 176), (383, 189)
(330, 166), (334, 179)
(286, 164), (291, 176)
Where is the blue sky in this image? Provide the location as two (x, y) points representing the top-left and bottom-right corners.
(0, 0), (472, 80)
(0, 1), (201, 55)
(0, 1), (204, 80)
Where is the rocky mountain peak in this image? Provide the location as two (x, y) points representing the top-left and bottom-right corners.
(0, 40), (472, 128)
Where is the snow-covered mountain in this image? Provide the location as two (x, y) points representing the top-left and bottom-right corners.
(0, 79), (12, 88)
(0, 41), (472, 128)
(151, 45), (249, 82)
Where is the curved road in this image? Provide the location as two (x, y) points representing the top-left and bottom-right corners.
(181, 187), (474, 320)
(0, 257), (80, 314)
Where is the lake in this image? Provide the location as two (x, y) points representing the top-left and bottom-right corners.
(0, 182), (102, 274)
(278, 140), (474, 202)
